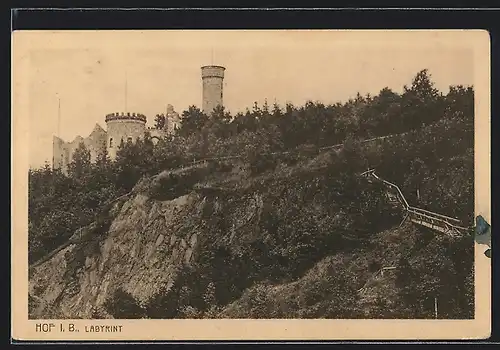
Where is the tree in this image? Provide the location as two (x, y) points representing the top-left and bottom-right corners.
(405, 69), (439, 100)
(138, 131), (156, 175)
(95, 144), (111, 170)
(114, 140), (143, 192)
(67, 142), (91, 180)
(271, 102), (283, 120)
(90, 144), (120, 202)
(154, 114), (166, 130)
(208, 105), (232, 139)
(262, 99), (270, 119)
(359, 87), (402, 136)
(252, 101), (262, 117)
(401, 69), (444, 130)
(444, 85), (474, 133)
(178, 106), (209, 137)
(210, 105), (231, 124)
(232, 110), (258, 134)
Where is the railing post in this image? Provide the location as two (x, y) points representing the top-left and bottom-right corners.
(434, 297), (438, 319)
(399, 211), (409, 228)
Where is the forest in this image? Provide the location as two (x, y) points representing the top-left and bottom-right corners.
(28, 69), (474, 318)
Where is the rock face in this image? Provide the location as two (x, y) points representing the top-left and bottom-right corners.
(29, 161), (448, 320)
(28, 176), (264, 319)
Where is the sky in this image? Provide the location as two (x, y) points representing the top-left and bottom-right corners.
(16, 30), (475, 169)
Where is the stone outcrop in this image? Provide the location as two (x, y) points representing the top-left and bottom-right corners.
(28, 169), (264, 319)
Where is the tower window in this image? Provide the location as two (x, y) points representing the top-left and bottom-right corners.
(109, 138), (113, 148)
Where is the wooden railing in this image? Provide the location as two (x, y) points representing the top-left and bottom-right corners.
(360, 169), (471, 237)
(170, 132), (408, 172)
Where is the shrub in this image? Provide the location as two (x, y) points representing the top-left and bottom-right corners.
(103, 288), (145, 319)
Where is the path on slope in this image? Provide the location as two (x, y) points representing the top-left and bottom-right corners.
(360, 169), (472, 237)
(29, 130), (470, 269)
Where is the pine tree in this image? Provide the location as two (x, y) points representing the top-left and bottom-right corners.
(272, 101), (282, 118)
(95, 144), (111, 169)
(154, 114), (166, 129)
(67, 142), (91, 180)
(179, 105), (209, 137)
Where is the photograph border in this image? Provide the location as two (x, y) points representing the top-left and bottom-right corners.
(11, 27), (491, 341)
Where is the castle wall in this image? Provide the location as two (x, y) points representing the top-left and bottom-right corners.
(106, 119), (146, 159)
(67, 136), (85, 166)
(84, 125), (108, 162)
(201, 66), (225, 115)
(52, 136), (70, 174)
(149, 128), (166, 145)
(52, 124), (107, 174)
(165, 104), (181, 134)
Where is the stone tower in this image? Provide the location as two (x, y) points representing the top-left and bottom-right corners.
(201, 65), (225, 115)
(165, 104), (181, 134)
(105, 112), (147, 159)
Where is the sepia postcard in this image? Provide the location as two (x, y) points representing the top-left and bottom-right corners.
(12, 29), (491, 341)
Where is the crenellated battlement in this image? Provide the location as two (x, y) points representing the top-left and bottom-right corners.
(201, 65), (225, 79)
(105, 112), (147, 123)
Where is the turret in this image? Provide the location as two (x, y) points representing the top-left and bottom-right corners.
(105, 112), (147, 159)
(201, 65), (225, 115)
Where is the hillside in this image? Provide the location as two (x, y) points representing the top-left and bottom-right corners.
(28, 70), (474, 319)
(29, 141), (473, 320)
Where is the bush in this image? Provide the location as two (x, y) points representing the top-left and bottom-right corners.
(103, 288), (145, 319)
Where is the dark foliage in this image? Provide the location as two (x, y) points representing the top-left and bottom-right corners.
(103, 288), (145, 319)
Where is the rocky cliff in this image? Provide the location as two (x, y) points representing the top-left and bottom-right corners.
(28, 154), (473, 320)
(29, 161), (273, 319)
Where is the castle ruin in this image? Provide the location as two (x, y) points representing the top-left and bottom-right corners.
(164, 104), (182, 134)
(53, 64), (226, 173)
(52, 124), (108, 173)
(52, 109), (175, 174)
